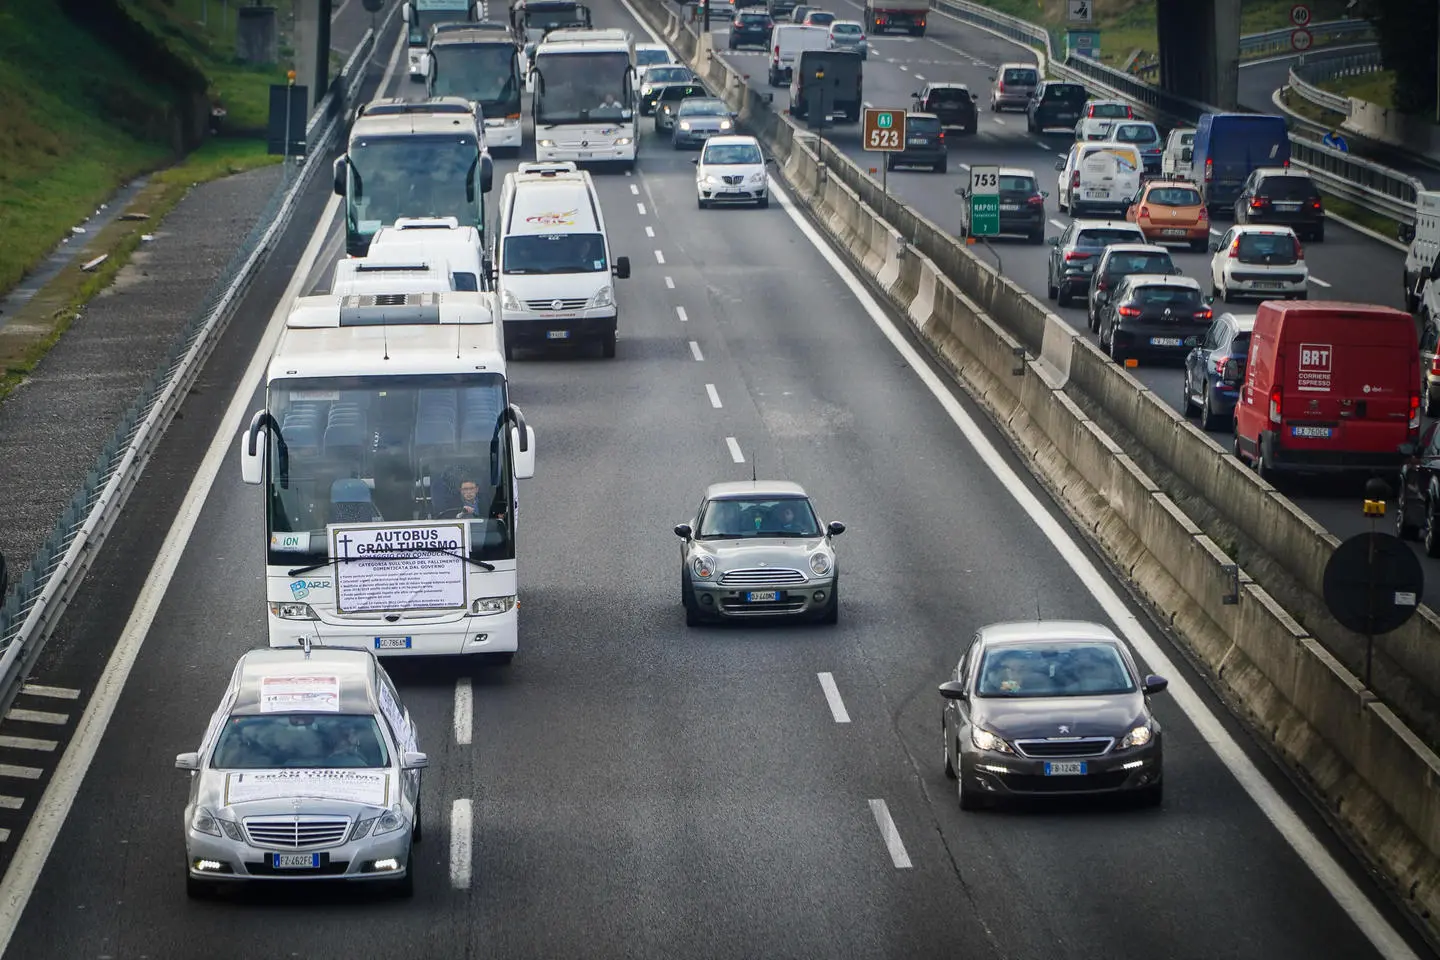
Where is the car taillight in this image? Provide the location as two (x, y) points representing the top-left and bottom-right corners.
(1431, 354), (1440, 376)
(774, 44), (780, 56)
(1412, 391), (1422, 430)
(1292, 235), (1304, 259)
(937, 131), (945, 140)
(1269, 386), (1282, 424)
(1198, 206), (1209, 221)
(1071, 171), (1080, 188)
(1027, 194), (1045, 206)
(1065, 251), (1092, 262)
(1250, 197), (1268, 209)
(1204, 158), (1213, 182)
(1311, 198), (1323, 210)
(1139, 205), (1151, 219)
(1214, 356), (1228, 375)
(998, 80), (1005, 93)
(1195, 307), (1213, 320)
(1228, 239), (1241, 259)
(1117, 305), (1141, 317)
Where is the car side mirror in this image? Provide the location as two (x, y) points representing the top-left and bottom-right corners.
(1204, 295), (1215, 304)
(175, 752), (200, 771)
(910, 91), (919, 98)
(1141, 675), (1169, 696)
(1047, 237), (1059, 246)
(971, 93), (978, 101)
(766, 156), (777, 165)
(402, 751), (430, 770)
(827, 520), (846, 537)
(510, 423), (536, 479)
(938, 680), (968, 701)
(987, 75), (996, 82)
(674, 522), (693, 539)
(613, 256), (631, 279)
(1053, 159), (1065, 171)
(1041, 190), (1049, 198)
(239, 410), (268, 485)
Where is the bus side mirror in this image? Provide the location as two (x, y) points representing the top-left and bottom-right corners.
(240, 409), (267, 485)
(511, 425), (536, 479)
(481, 154), (494, 194)
(332, 156), (348, 197)
(402, 1), (412, 23)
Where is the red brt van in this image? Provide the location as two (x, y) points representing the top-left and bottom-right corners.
(1233, 301), (1419, 478)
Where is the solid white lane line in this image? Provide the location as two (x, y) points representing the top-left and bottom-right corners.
(0, 798), (21, 811)
(706, 383), (722, 408)
(817, 672), (851, 723)
(18, 686), (78, 701)
(454, 678), (472, 746)
(726, 437), (745, 463)
(0, 766), (40, 781)
(0, 737), (56, 753)
(689, 340), (704, 361)
(630, 183), (640, 194)
(450, 799), (473, 889)
(1309, 276), (1332, 288)
(676, 306), (688, 322)
(899, 64), (908, 71)
(655, 249), (665, 263)
(646, 226), (655, 237)
(4, 711), (65, 727)
(868, 799), (912, 869)
(1048, 218), (1068, 230)
(770, 178), (1420, 960)
(332, 0), (353, 19)
(665, 276), (675, 289)
(637, 202), (647, 215)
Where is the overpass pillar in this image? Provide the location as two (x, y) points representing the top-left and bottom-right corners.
(1212, 0), (1240, 110)
(292, 0), (334, 116)
(1157, 0), (1241, 110)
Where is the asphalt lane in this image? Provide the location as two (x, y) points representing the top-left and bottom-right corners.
(0, 3), (1432, 958)
(712, 5), (1440, 599)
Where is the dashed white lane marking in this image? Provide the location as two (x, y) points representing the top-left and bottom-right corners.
(899, 64), (908, 71)
(817, 673), (851, 723)
(1033, 139), (1050, 149)
(676, 306), (689, 322)
(0, 737), (56, 753)
(1048, 218), (1068, 230)
(5, 710), (65, 726)
(637, 201), (647, 215)
(0, 798), (21, 811)
(454, 678), (472, 746)
(655, 249), (666, 263)
(689, 340), (704, 361)
(18, 686), (79, 701)
(993, 117), (1006, 125)
(1211, 228), (1223, 236)
(1309, 275), (1332, 287)
(0, 766), (41, 781)
(630, 183), (640, 194)
(914, 73), (925, 80)
(863, 100), (873, 108)
(725, 437), (745, 463)
(868, 799), (912, 869)
(450, 799), (473, 889)
(706, 383), (722, 408)
(665, 276), (675, 289)
(0, 830), (10, 844)
(646, 226), (655, 237)
(625, 169), (633, 176)
(959, 162), (971, 171)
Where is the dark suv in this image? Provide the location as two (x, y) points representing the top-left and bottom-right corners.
(958, 168), (1047, 244)
(1097, 275), (1212, 363)
(1046, 219), (1147, 307)
(912, 83), (977, 134)
(885, 113), (946, 172)
(729, 10), (773, 48)
(768, 0), (797, 17)
(1233, 167), (1325, 242)
(1026, 81), (1088, 134)
(1396, 420), (1440, 556)
(1086, 243), (1177, 330)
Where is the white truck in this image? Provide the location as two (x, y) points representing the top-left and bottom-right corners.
(1402, 191), (1440, 313)
(862, 0), (927, 36)
(767, 24), (829, 88)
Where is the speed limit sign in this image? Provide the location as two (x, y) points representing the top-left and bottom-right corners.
(863, 108), (907, 152)
(1290, 3), (1311, 27)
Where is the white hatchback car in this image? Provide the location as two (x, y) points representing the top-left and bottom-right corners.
(1208, 224), (1309, 303)
(694, 135), (771, 208)
(1074, 117), (1113, 141)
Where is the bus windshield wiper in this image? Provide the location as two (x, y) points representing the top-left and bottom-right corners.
(286, 554), (370, 577)
(287, 548), (495, 576)
(411, 545), (496, 572)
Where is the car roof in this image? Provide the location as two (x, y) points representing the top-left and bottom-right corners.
(831, 18), (862, 25)
(908, 112), (939, 120)
(926, 81), (969, 89)
(1143, 179), (1199, 189)
(678, 96), (727, 108)
(1099, 243), (1170, 256)
(1231, 223), (1299, 235)
(706, 480), (809, 500)
(977, 620), (1123, 647)
(1071, 219), (1145, 232)
(998, 166), (1036, 177)
(228, 647), (379, 716)
(1087, 98), (1129, 106)
(999, 61), (1037, 69)
(1120, 273), (1202, 289)
(1253, 166), (1304, 177)
(702, 134), (760, 147)
(1219, 312), (1257, 331)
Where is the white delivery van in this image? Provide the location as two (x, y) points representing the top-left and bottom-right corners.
(1403, 191), (1440, 313)
(363, 217), (487, 290)
(768, 24), (829, 87)
(494, 161), (631, 359)
(1161, 127), (1195, 180)
(1056, 141), (1142, 218)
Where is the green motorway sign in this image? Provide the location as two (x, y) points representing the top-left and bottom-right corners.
(968, 165), (1000, 237)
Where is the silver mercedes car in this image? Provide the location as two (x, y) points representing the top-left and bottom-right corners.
(939, 620), (1167, 809)
(176, 644), (428, 898)
(673, 480), (845, 625)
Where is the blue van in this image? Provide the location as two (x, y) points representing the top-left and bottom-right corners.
(1191, 113), (1290, 214)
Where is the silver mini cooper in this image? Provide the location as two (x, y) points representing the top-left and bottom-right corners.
(673, 480), (845, 625)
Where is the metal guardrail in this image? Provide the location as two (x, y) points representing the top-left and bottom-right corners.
(1289, 49), (1385, 116)
(927, 0), (1421, 225)
(0, 9), (397, 721)
(1240, 18), (1374, 56)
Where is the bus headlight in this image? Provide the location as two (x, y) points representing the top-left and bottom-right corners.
(590, 286), (613, 308)
(270, 602), (318, 620)
(472, 596), (516, 615)
(538, 139), (556, 147)
(503, 289), (524, 312)
(641, 84), (654, 95)
(614, 137), (633, 146)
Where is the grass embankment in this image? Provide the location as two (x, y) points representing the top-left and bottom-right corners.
(1319, 68), (1397, 110)
(968, 0), (1358, 71)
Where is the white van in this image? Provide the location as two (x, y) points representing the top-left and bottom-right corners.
(1161, 128), (1195, 180)
(1056, 141), (1142, 218)
(494, 161), (632, 359)
(767, 24), (829, 87)
(1403, 191), (1440, 313)
(362, 217), (487, 289)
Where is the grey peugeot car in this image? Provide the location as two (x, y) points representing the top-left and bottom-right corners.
(939, 620), (1167, 809)
(674, 480), (844, 625)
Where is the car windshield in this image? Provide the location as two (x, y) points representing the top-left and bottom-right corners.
(1114, 123), (1159, 144)
(645, 66), (691, 84)
(679, 99), (729, 117)
(1259, 176), (1318, 200)
(636, 48), (671, 66)
(698, 497), (821, 538)
(1109, 252), (1174, 274)
(908, 117), (941, 133)
(976, 641), (1136, 698)
(1046, 84), (1088, 103)
(1134, 286), (1202, 308)
(1237, 232), (1298, 261)
(806, 12), (835, 23)
(502, 232), (607, 274)
(1088, 102), (1130, 118)
(929, 88), (969, 103)
(212, 714), (391, 769)
(740, 13), (770, 22)
(660, 84), (704, 102)
(1003, 67), (1037, 84)
(1076, 229), (1144, 247)
(703, 142), (763, 165)
(832, 22), (861, 34)
(1146, 186), (1201, 206)
(999, 175), (1036, 193)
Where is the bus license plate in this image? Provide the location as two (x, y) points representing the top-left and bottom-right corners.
(547, 330), (571, 339)
(375, 636), (413, 650)
(1292, 425), (1332, 438)
(1044, 761), (1087, 776)
(272, 853), (322, 869)
(745, 591), (780, 602)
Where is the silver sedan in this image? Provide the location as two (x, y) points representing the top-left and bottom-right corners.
(673, 480), (845, 625)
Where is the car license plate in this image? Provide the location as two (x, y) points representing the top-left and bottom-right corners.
(1000, 203), (1020, 211)
(1162, 228), (1187, 237)
(1044, 761), (1087, 776)
(1149, 337), (1183, 346)
(1275, 201), (1301, 210)
(271, 853), (322, 869)
(1088, 189), (1109, 198)
(1251, 281), (1284, 289)
(375, 636), (412, 650)
(744, 590), (781, 602)
(1292, 425), (1333, 438)
(577, 151), (593, 158)
(908, 138), (926, 145)
(547, 330), (571, 339)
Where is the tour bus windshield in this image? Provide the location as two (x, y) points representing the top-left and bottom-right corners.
(264, 373), (514, 566)
(431, 44), (522, 105)
(521, 1), (587, 35)
(503, 233), (608, 274)
(346, 135), (481, 233)
(409, 5), (474, 45)
(534, 51), (632, 123)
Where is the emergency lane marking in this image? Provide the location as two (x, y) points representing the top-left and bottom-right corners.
(689, 340), (704, 361)
(706, 384), (722, 408)
(451, 799), (473, 889)
(0, 798), (21, 811)
(5, 711), (66, 727)
(676, 306), (688, 322)
(0, 830), (9, 844)
(665, 276), (675, 289)
(0, 737), (56, 753)
(868, 799), (912, 869)
(637, 202), (647, 215)
(817, 673), (850, 723)
(630, 183), (640, 194)
(726, 437), (745, 463)
(646, 226), (655, 237)
(1308, 276), (1332, 287)
(454, 678), (472, 746)
(18, 686), (78, 701)
(0, 766), (41, 781)
(655, 250), (666, 263)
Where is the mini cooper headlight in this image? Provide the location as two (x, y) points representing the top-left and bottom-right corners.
(693, 554), (717, 579)
(808, 552), (833, 576)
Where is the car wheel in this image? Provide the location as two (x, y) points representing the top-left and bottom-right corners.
(683, 577), (704, 625)
(1029, 228), (1044, 245)
(185, 872), (215, 900)
(757, 195), (769, 209)
(412, 794), (423, 842)
(935, 158), (947, 174)
(990, 100), (998, 113)
(698, 196), (708, 209)
(943, 721), (957, 779)
(957, 751), (981, 810)
(1312, 223), (1325, 243)
(504, 340), (516, 361)
(1056, 284), (1071, 308)
(1200, 382), (1223, 431)
(1426, 502), (1440, 558)
(1222, 285), (1236, 304)
(818, 577), (838, 624)
(1107, 327), (1125, 363)
(1046, 271), (1058, 301)
(1181, 371), (1197, 416)
(1427, 386), (1439, 418)
(1190, 237), (1207, 253)
(1398, 483), (1421, 540)
(600, 331), (617, 359)
(490, 651), (515, 665)
(391, 863), (415, 899)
